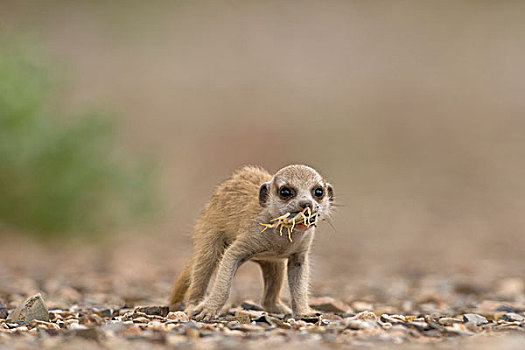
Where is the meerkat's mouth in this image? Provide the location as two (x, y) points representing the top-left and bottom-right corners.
(259, 207), (320, 242)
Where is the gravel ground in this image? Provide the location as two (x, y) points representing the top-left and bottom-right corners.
(1, 234), (524, 349)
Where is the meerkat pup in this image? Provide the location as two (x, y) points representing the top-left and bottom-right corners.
(169, 164), (334, 320)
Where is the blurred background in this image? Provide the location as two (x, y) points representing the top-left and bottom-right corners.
(1, 0), (524, 308)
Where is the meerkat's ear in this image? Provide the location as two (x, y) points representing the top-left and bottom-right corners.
(326, 183), (334, 203)
(259, 182), (271, 207)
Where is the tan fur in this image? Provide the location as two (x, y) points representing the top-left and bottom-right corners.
(169, 165), (333, 320)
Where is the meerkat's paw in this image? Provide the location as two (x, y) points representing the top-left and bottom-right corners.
(264, 301), (292, 315)
(191, 302), (220, 321)
(183, 304), (198, 316)
(293, 307), (320, 319)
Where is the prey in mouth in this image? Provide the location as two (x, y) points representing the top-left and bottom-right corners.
(259, 207), (320, 242)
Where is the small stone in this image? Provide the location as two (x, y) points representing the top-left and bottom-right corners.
(407, 321), (428, 331)
(266, 316), (291, 329)
(234, 315), (251, 324)
(438, 317), (462, 326)
(309, 297), (351, 314)
(6, 294), (49, 323)
(167, 311), (189, 322)
(132, 317), (150, 324)
(301, 315), (320, 323)
(135, 306), (169, 317)
(240, 300), (264, 311)
(30, 320), (60, 330)
(93, 308), (118, 318)
(0, 302), (7, 319)
(380, 314), (405, 324)
(463, 313), (488, 326)
(445, 323), (475, 336)
(345, 319), (377, 330)
(498, 313), (524, 322)
(253, 315), (273, 326)
(234, 309), (267, 319)
(354, 311), (377, 321)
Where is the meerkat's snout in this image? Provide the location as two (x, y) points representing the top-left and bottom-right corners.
(298, 200), (313, 210)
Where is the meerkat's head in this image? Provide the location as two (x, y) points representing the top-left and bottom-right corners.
(259, 164), (334, 227)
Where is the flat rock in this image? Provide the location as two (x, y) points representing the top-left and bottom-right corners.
(6, 294), (49, 323)
(463, 313), (488, 326)
(498, 313), (524, 322)
(309, 297), (351, 314)
(135, 306), (169, 317)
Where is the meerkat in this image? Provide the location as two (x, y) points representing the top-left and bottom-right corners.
(169, 164), (334, 320)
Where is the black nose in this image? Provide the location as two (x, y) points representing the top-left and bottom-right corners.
(299, 200), (312, 210)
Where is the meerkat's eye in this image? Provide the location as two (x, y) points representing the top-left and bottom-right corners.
(279, 187), (293, 199)
(313, 187), (324, 198)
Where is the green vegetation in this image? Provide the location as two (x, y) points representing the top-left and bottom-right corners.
(0, 38), (156, 237)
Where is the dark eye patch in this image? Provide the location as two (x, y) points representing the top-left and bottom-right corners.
(279, 187), (293, 199)
(313, 187), (324, 198)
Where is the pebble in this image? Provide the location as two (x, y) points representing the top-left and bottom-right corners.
(345, 319), (377, 330)
(135, 306), (169, 317)
(353, 311), (377, 321)
(438, 317), (462, 326)
(463, 313), (489, 326)
(498, 313), (524, 322)
(167, 311), (189, 322)
(0, 302), (7, 319)
(380, 314), (405, 324)
(0, 296), (523, 348)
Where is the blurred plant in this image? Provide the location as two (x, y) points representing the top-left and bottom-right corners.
(0, 37), (157, 237)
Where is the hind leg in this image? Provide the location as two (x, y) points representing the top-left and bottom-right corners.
(257, 260), (291, 314)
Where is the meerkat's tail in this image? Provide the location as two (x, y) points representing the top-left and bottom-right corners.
(169, 261), (192, 305)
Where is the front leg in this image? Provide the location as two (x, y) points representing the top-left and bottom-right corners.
(193, 239), (257, 321)
(287, 251), (313, 317)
